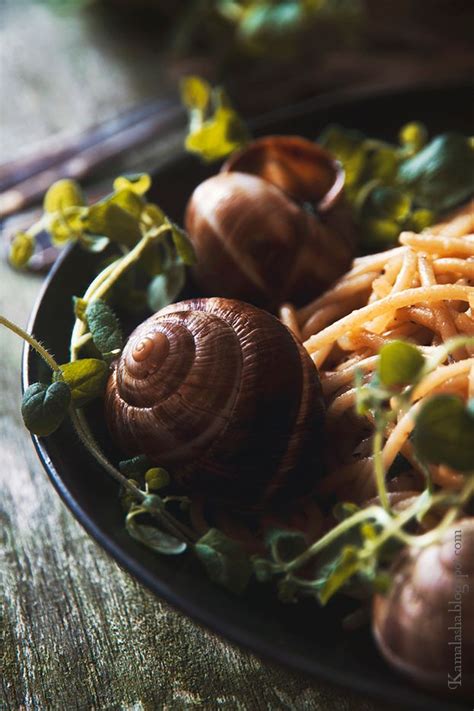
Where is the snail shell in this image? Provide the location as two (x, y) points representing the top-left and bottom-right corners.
(372, 518), (474, 692)
(105, 297), (325, 510)
(185, 136), (356, 309)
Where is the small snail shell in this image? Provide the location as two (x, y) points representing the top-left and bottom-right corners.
(185, 136), (356, 309)
(372, 518), (474, 692)
(105, 297), (325, 510)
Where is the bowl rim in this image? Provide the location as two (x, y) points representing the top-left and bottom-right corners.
(22, 81), (474, 711)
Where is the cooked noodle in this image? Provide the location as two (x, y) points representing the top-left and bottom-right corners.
(279, 201), (474, 504)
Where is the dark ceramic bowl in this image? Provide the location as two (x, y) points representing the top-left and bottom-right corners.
(23, 84), (474, 711)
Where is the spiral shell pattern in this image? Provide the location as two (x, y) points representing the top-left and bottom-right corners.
(105, 297), (325, 509)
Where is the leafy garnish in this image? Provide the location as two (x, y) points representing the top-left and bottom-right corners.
(398, 133), (474, 211)
(54, 358), (109, 407)
(9, 173), (195, 281)
(378, 340), (425, 387)
(182, 76), (249, 163)
(9, 232), (35, 268)
(85, 299), (123, 357)
(195, 528), (251, 594)
(21, 381), (71, 436)
(145, 467), (170, 492)
(413, 395), (474, 472)
(319, 124), (473, 250)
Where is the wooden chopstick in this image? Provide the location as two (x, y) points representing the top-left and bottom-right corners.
(0, 98), (185, 218)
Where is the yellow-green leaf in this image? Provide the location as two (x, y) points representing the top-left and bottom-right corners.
(55, 358), (109, 407)
(181, 75), (212, 112)
(318, 546), (361, 605)
(9, 232), (35, 268)
(185, 107), (248, 162)
(378, 340), (425, 387)
(44, 179), (84, 213)
(113, 173), (151, 196)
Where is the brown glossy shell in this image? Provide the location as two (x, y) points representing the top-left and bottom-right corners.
(185, 135), (356, 309)
(105, 297), (325, 510)
(372, 518), (474, 692)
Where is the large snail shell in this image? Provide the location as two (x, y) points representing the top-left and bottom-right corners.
(372, 518), (474, 692)
(185, 136), (356, 309)
(104, 297), (325, 510)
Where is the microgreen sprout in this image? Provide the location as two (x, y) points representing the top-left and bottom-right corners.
(181, 76), (249, 163)
(250, 336), (474, 604)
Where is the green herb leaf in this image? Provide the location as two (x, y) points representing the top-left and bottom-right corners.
(145, 467), (170, 492)
(318, 545), (361, 605)
(85, 299), (123, 356)
(318, 125), (366, 188)
(181, 75), (211, 112)
(142, 203), (166, 227)
(361, 217), (401, 249)
(195, 528), (251, 594)
(185, 106), (248, 163)
(412, 394), (474, 472)
(21, 381), (71, 436)
(147, 265), (185, 312)
(88, 203), (141, 247)
(55, 358), (108, 407)
(378, 340), (425, 387)
(10, 232), (35, 268)
(406, 208), (435, 232)
(87, 190), (144, 246)
(369, 186), (411, 223)
(49, 206), (84, 245)
(126, 507), (186, 555)
(398, 133), (474, 211)
(43, 179), (84, 213)
(113, 173), (151, 196)
(399, 122), (427, 153)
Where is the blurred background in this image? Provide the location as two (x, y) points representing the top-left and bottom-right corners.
(1, 0), (474, 241)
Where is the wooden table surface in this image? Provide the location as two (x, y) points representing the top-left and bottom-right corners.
(3, 2), (472, 709)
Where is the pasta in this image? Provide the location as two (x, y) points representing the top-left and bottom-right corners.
(280, 200), (474, 503)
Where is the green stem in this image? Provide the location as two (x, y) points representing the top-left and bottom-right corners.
(405, 477), (474, 549)
(0, 315), (61, 372)
(70, 225), (170, 361)
(285, 505), (391, 573)
(373, 428), (390, 512)
(69, 408), (196, 544)
(91, 225), (170, 303)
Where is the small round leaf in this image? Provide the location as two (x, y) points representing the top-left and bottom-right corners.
(22, 381), (71, 436)
(44, 179), (84, 213)
(378, 340), (425, 387)
(10, 232), (35, 268)
(413, 395), (474, 472)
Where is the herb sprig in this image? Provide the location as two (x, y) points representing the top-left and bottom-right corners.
(4, 172), (198, 548)
(181, 76), (249, 163)
(249, 336), (474, 603)
(319, 125), (474, 250)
